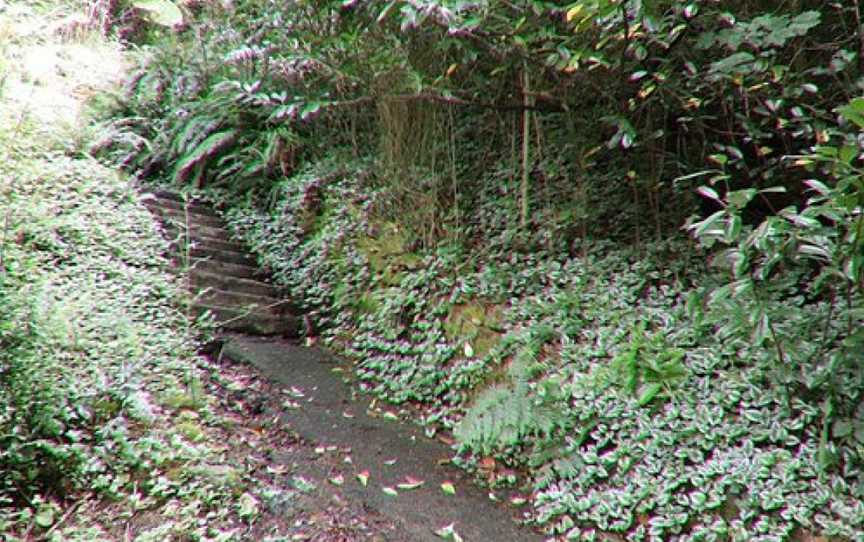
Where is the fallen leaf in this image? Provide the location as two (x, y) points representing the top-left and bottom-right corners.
(397, 476), (425, 490)
(382, 486), (399, 496)
(479, 457), (496, 471)
(342, 411), (355, 418)
(382, 411), (399, 420)
(266, 465), (288, 475)
(314, 446), (326, 454)
(441, 481), (456, 495)
(463, 341), (474, 357)
(289, 386), (305, 397)
(357, 470), (370, 486)
(237, 492), (259, 519)
(510, 495), (527, 506)
(434, 522), (464, 542)
(488, 492), (499, 501)
(329, 474), (344, 486)
(383, 458), (398, 466)
(292, 476), (317, 493)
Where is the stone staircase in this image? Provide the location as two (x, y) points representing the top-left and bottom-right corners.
(143, 190), (299, 337)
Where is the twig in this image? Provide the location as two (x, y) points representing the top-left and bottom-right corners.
(209, 298), (295, 327)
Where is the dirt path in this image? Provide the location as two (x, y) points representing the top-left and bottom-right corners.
(217, 334), (544, 542)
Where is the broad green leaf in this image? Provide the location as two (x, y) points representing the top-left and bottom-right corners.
(709, 53), (755, 76)
(695, 186), (721, 203)
(838, 98), (864, 129)
(803, 179), (831, 196)
(798, 244), (831, 260)
(690, 210), (726, 237)
(724, 215), (742, 242)
(637, 383), (662, 406)
(300, 102), (322, 121)
(726, 189), (756, 209)
(34, 507), (54, 528)
(833, 418), (853, 438)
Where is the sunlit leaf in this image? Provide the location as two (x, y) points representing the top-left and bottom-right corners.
(132, 0), (183, 26)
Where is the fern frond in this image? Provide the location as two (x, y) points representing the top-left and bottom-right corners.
(173, 130), (237, 186)
(455, 381), (564, 456)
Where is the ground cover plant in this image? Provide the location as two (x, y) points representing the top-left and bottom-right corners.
(94, 0), (864, 539)
(0, 3), (384, 540)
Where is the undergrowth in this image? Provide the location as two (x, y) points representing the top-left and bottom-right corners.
(0, 4), (276, 539)
(213, 158), (864, 541)
(90, 0), (864, 539)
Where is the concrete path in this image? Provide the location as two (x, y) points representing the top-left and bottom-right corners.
(219, 334), (545, 542)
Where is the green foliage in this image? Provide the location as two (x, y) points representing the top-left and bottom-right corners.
(599, 321), (688, 407)
(453, 381), (563, 457)
(0, 102), (246, 538)
(100, 0), (864, 538)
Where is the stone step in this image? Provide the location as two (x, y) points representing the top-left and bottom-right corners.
(171, 244), (256, 267)
(143, 193), (219, 217)
(192, 303), (299, 336)
(160, 220), (234, 242)
(150, 209), (228, 239)
(190, 271), (280, 298)
(163, 228), (247, 254)
(149, 204), (225, 228)
(182, 257), (260, 280)
(144, 189), (299, 337)
(191, 236), (249, 254)
(192, 288), (287, 311)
